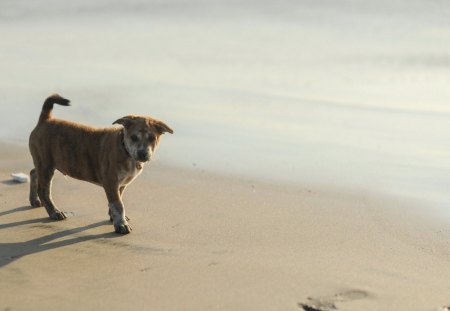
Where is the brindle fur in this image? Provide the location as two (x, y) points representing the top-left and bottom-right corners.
(29, 94), (173, 234)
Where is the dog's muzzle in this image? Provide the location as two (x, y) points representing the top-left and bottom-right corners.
(137, 150), (150, 162)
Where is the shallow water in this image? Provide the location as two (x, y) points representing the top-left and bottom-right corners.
(1, 0), (450, 208)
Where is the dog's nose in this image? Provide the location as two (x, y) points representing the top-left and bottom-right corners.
(137, 150), (150, 161)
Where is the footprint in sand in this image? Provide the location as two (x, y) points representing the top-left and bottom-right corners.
(298, 289), (369, 311)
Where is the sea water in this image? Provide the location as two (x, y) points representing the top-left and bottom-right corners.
(1, 0), (449, 209)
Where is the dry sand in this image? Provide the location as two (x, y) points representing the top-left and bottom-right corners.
(1, 142), (450, 311)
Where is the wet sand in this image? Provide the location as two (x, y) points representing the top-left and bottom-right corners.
(1, 142), (450, 311)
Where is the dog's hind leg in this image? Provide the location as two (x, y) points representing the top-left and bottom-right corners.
(29, 168), (42, 207)
(37, 165), (67, 220)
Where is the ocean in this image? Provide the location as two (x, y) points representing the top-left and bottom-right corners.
(1, 0), (450, 210)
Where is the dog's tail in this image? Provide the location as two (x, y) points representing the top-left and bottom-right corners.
(39, 94), (71, 123)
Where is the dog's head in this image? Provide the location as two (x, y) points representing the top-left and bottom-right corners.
(113, 115), (173, 162)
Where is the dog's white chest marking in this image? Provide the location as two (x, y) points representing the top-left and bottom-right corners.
(118, 162), (143, 187)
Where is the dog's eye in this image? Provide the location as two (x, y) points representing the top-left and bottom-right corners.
(148, 135), (155, 142)
(130, 135), (138, 142)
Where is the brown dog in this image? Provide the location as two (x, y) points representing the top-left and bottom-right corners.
(29, 94), (173, 234)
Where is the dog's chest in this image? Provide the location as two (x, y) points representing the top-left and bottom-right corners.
(118, 162), (143, 186)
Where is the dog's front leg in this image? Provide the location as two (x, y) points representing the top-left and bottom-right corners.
(108, 186), (130, 222)
(104, 185), (132, 234)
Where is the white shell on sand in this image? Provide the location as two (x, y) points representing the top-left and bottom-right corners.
(11, 173), (30, 183)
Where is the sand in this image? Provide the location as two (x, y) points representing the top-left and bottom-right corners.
(1, 142), (450, 311)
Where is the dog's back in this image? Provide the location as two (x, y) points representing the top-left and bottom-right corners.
(29, 94), (120, 184)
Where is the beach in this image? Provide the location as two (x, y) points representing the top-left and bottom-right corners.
(1, 0), (450, 310)
(1, 142), (450, 310)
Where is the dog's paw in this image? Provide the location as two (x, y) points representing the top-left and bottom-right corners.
(50, 210), (67, 221)
(114, 223), (132, 234)
(30, 199), (42, 208)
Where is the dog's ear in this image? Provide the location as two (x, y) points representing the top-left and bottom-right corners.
(154, 120), (174, 135)
(113, 116), (136, 128)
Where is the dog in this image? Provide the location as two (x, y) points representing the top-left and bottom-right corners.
(29, 94), (173, 234)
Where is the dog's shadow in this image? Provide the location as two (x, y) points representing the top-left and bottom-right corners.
(1, 179), (19, 186)
(0, 206), (118, 268)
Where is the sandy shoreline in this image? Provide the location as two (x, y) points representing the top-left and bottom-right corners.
(2, 0), (450, 309)
(0, 142), (450, 310)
